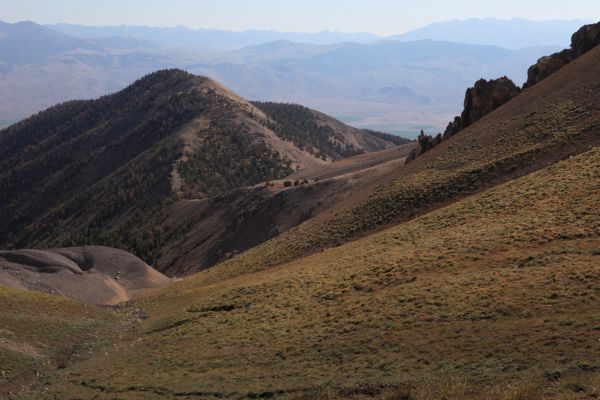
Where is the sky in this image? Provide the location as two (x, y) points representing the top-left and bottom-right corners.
(1, 0), (599, 35)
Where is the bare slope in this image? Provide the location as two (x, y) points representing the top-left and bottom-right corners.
(0, 246), (170, 305)
(158, 143), (415, 275)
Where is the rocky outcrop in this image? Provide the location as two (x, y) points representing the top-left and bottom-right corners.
(408, 21), (600, 166)
(524, 21), (600, 88)
(405, 131), (442, 163)
(443, 22), (600, 140)
(408, 75), (520, 164)
(443, 77), (520, 139)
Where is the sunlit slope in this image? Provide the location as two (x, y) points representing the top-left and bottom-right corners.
(39, 146), (600, 399)
(0, 287), (114, 397)
(194, 43), (600, 285)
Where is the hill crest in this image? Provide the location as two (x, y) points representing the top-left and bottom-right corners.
(0, 70), (401, 269)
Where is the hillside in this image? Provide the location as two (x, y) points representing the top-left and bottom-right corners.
(17, 143), (600, 400)
(253, 102), (412, 159)
(0, 70), (400, 272)
(2, 22), (600, 400)
(193, 41), (600, 285)
(157, 142), (415, 276)
(0, 286), (115, 398)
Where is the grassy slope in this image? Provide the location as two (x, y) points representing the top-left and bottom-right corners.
(0, 287), (115, 398)
(195, 45), (600, 285)
(33, 146), (600, 399)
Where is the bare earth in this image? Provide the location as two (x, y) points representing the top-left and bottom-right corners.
(0, 246), (171, 305)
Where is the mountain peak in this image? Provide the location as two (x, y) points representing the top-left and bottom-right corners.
(130, 68), (207, 87)
(0, 72), (400, 262)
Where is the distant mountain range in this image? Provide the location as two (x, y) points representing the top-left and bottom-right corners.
(389, 18), (593, 49)
(48, 23), (380, 49)
(48, 18), (591, 50)
(1, 18), (589, 135)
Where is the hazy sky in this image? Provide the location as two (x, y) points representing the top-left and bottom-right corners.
(1, 0), (599, 35)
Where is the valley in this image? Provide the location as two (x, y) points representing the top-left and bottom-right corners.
(0, 20), (567, 136)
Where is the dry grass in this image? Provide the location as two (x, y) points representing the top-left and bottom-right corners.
(0, 286), (115, 398)
(6, 48), (600, 399)
(197, 88), (600, 286)
(21, 146), (600, 399)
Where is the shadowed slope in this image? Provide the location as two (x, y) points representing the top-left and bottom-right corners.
(0, 69), (399, 271)
(158, 143), (415, 275)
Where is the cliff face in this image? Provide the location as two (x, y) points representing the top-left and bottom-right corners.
(525, 21), (600, 88)
(443, 77), (520, 139)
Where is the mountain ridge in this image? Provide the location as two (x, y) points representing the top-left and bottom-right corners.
(47, 18), (592, 49)
(2, 20), (600, 399)
(389, 17), (593, 49)
(0, 70), (403, 272)
(0, 19), (562, 134)
(194, 42), (600, 285)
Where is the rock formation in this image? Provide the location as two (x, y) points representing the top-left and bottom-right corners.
(524, 21), (600, 88)
(405, 131), (441, 163)
(403, 21), (600, 165)
(443, 77), (520, 139)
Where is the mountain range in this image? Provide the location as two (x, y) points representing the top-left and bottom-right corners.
(388, 18), (593, 49)
(48, 18), (591, 49)
(1, 20), (600, 400)
(0, 19), (576, 135)
(0, 18), (600, 400)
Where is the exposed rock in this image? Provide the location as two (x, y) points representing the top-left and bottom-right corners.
(417, 130), (435, 153)
(405, 148), (417, 163)
(405, 130), (441, 164)
(571, 22), (600, 56)
(525, 54), (568, 88)
(407, 22), (600, 166)
(443, 77), (520, 139)
(524, 21), (600, 88)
